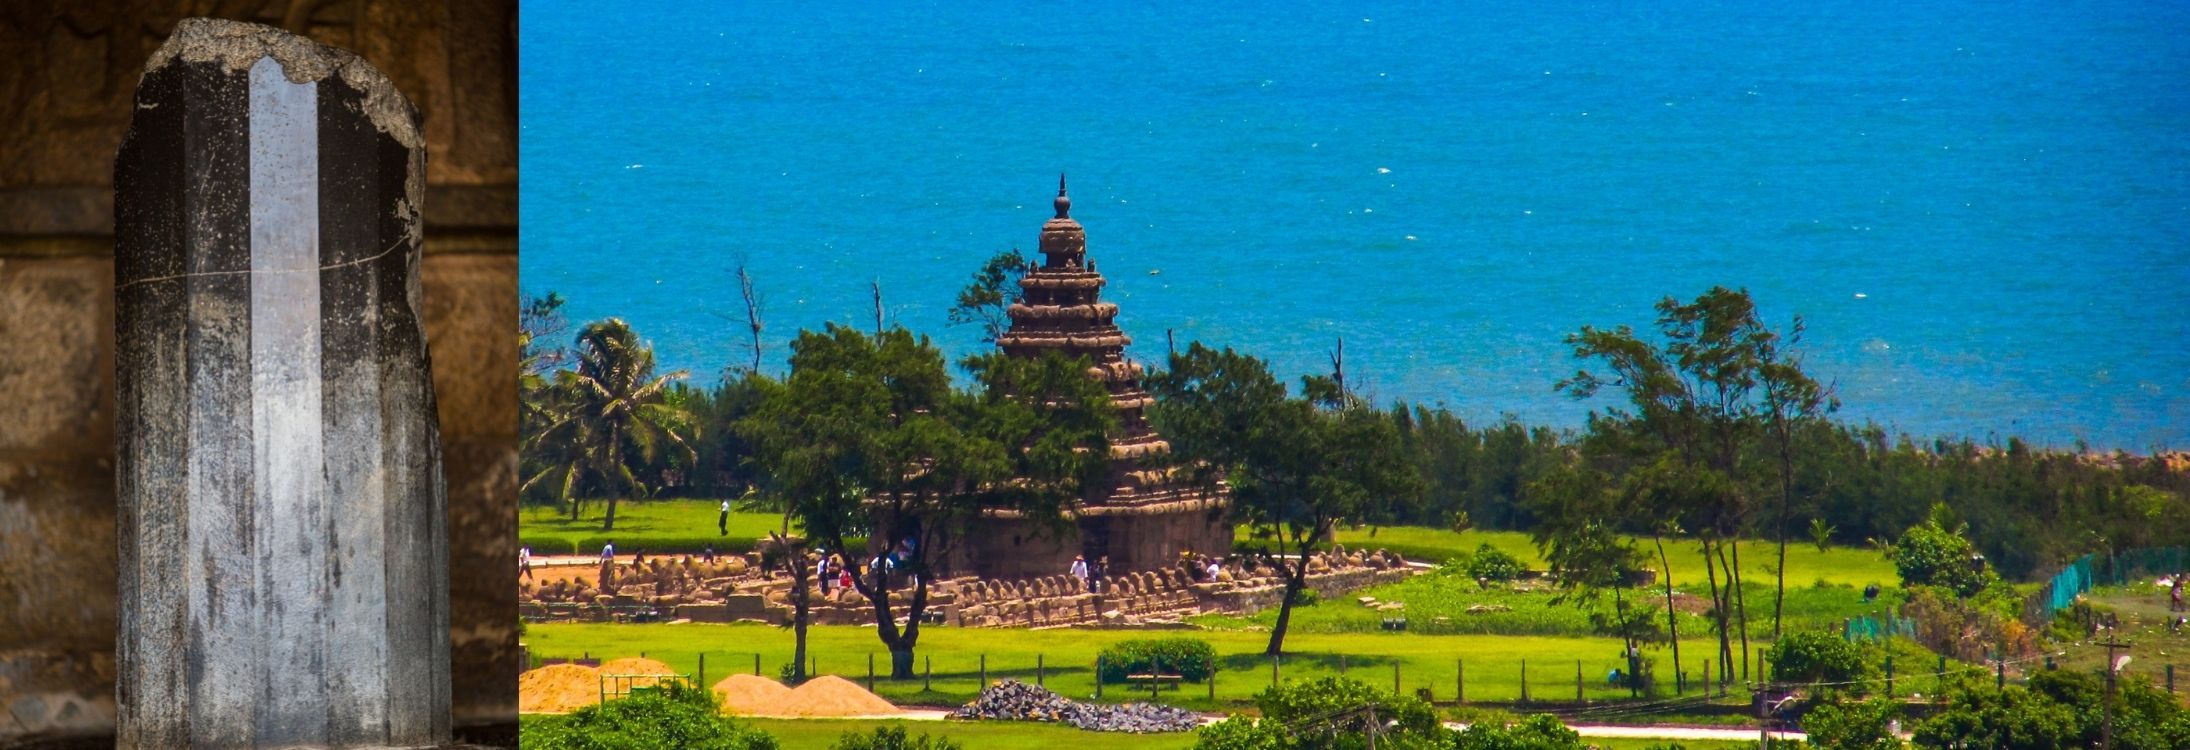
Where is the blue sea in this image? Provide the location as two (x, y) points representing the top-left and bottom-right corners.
(520, 0), (2190, 451)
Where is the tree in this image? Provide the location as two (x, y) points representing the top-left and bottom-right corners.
(742, 326), (1110, 678)
(1526, 461), (1654, 695)
(1756, 314), (1836, 638)
(1150, 343), (1424, 656)
(522, 318), (697, 529)
(1559, 286), (1807, 683)
(947, 249), (1028, 343)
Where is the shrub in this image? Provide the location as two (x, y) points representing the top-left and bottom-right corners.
(1887, 509), (1995, 598)
(830, 726), (962, 750)
(1448, 714), (1587, 750)
(1768, 630), (1866, 685)
(1096, 638), (1216, 683)
(1465, 544), (1525, 582)
(1193, 677), (1444, 750)
(1802, 697), (1901, 750)
(522, 682), (780, 750)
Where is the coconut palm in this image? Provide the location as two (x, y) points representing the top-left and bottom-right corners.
(521, 318), (696, 530)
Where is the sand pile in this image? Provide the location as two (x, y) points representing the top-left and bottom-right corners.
(595, 653), (678, 688)
(712, 674), (899, 717)
(518, 664), (602, 714)
(713, 674), (795, 715)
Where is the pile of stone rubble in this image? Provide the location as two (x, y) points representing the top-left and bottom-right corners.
(952, 679), (1201, 733)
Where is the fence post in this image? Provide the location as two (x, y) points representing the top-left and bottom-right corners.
(980, 654), (987, 687)
(1395, 663), (1402, 695)
(1271, 654), (1280, 687)
(1576, 660), (1584, 703)
(1210, 663), (1217, 701)
(810, 655), (817, 680)
(1037, 653), (1045, 688)
(925, 655), (932, 692)
(754, 653), (760, 676)
(2167, 664), (2174, 694)
(698, 653), (706, 691)
(1095, 656), (1102, 699)
(868, 653), (875, 692)
(1520, 659), (1530, 704)
(1340, 653), (1347, 675)
(1996, 655), (2005, 689)
(1456, 659), (1464, 704)
(1938, 656), (1947, 696)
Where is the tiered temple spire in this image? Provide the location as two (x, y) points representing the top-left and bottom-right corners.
(997, 177), (1215, 515)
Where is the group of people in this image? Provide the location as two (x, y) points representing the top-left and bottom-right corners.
(1068, 554), (1110, 593)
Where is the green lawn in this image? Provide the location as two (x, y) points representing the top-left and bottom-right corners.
(521, 501), (813, 556)
(1197, 571), (1905, 643)
(528, 500), (1899, 594)
(1313, 524), (1898, 590)
(524, 622), (1774, 710)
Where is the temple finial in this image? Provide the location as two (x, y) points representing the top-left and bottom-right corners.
(1054, 173), (1071, 218)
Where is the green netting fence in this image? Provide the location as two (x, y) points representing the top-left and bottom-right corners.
(2021, 546), (2189, 627)
(1841, 614), (1917, 643)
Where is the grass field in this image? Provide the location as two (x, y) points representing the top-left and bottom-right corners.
(525, 500), (1900, 591)
(524, 622), (1776, 711)
(521, 501), (816, 556)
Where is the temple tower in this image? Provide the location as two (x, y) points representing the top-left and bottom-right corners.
(956, 177), (1231, 578)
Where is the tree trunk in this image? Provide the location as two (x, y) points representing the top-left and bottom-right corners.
(1265, 560), (1305, 657)
(602, 496), (619, 531)
(1701, 538), (1731, 686)
(1722, 539), (1749, 682)
(1653, 533), (1681, 692)
(1773, 434), (1794, 640)
(771, 531), (812, 681)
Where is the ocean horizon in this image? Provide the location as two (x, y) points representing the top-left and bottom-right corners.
(520, 0), (2190, 451)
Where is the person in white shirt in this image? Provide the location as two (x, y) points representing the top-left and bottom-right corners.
(718, 499), (731, 536)
(1070, 555), (1090, 592)
(519, 546), (533, 580)
(600, 540), (615, 561)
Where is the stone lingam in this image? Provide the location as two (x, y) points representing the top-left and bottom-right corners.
(113, 18), (449, 749)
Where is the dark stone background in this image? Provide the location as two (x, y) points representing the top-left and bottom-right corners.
(0, 1), (517, 743)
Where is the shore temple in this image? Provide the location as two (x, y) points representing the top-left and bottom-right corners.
(945, 178), (1233, 578)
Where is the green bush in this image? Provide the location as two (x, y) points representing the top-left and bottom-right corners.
(1802, 697), (1901, 750)
(1887, 508), (1996, 598)
(522, 682), (779, 750)
(1194, 677), (1449, 750)
(1768, 630), (1866, 686)
(1464, 544), (1525, 582)
(829, 726), (962, 750)
(1096, 638), (1216, 683)
(1448, 714), (1588, 750)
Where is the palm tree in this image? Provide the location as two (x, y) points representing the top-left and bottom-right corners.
(521, 318), (696, 530)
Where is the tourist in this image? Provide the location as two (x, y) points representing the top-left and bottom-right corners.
(1071, 555), (1090, 592)
(600, 540), (615, 562)
(1206, 558), (1222, 580)
(1092, 556), (1109, 594)
(818, 553), (833, 595)
(838, 564), (854, 592)
(519, 545), (533, 581)
(718, 498), (731, 537)
(2171, 573), (2184, 612)
(702, 544), (716, 564)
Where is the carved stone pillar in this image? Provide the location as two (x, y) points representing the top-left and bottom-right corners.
(113, 19), (449, 748)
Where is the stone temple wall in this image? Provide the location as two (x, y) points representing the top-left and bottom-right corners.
(0, 1), (517, 740)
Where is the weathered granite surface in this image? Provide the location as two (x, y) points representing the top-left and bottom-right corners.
(112, 19), (447, 748)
